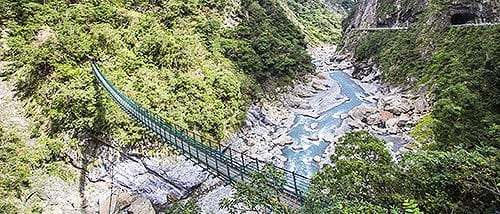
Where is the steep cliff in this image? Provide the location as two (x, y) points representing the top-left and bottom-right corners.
(349, 0), (499, 28)
(339, 0), (499, 213)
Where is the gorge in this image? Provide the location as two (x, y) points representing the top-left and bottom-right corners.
(0, 0), (498, 213)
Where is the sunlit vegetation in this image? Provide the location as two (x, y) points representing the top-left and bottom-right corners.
(2, 0), (314, 145)
(1, 0), (316, 211)
(281, 0), (343, 44)
(346, 0), (500, 212)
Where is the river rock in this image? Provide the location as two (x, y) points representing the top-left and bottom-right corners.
(335, 54), (348, 62)
(382, 95), (413, 114)
(302, 111), (320, 119)
(259, 152), (273, 161)
(414, 97), (429, 113)
(310, 123), (319, 130)
(348, 119), (366, 129)
(397, 114), (411, 127)
(313, 156), (321, 163)
(307, 135), (320, 141)
(271, 127), (288, 139)
(336, 61), (352, 70)
(371, 126), (387, 135)
(275, 135), (293, 146)
(385, 117), (399, 128)
(349, 104), (378, 121)
(366, 113), (381, 125)
(298, 102), (312, 110)
(312, 81), (328, 91)
(360, 68), (381, 83)
(388, 126), (398, 134)
(379, 110), (393, 122)
(292, 145), (304, 151)
(296, 85), (313, 98)
(276, 155), (288, 163)
(322, 132), (337, 144)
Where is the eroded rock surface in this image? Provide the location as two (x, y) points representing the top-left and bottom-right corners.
(88, 146), (208, 208)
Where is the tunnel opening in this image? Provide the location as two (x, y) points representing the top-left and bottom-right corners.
(451, 13), (476, 25)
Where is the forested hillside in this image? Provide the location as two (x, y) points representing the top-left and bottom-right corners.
(2, 0), (497, 213)
(1, 0), (317, 143)
(302, 0), (499, 213)
(225, 0), (498, 213)
(0, 0), (327, 211)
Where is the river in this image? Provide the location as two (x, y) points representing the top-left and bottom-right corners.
(284, 69), (369, 177)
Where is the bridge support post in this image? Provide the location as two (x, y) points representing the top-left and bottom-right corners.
(213, 147), (219, 177)
(229, 149), (233, 165)
(240, 152), (245, 180)
(226, 159), (231, 183)
(292, 171), (298, 196)
(255, 157), (259, 170)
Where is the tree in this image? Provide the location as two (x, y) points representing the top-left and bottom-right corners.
(220, 163), (293, 214)
(305, 131), (399, 213)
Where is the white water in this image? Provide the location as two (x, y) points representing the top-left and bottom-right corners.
(284, 70), (369, 177)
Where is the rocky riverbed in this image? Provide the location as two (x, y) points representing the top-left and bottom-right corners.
(1, 37), (431, 213)
(227, 45), (432, 175)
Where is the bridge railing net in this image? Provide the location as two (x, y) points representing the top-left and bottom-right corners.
(91, 61), (310, 200)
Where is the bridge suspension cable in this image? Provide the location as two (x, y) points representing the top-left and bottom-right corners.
(91, 61), (310, 205)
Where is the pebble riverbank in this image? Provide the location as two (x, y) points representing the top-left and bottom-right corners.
(227, 45), (432, 174)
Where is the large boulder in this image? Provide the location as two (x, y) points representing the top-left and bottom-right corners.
(382, 95), (413, 114)
(90, 154), (208, 207)
(275, 135), (293, 146)
(379, 110), (394, 123)
(311, 81), (328, 91)
(349, 104), (379, 121)
(313, 156), (321, 163)
(302, 111), (320, 119)
(348, 119), (367, 129)
(322, 132), (337, 144)
(397, 114), (411, 127)
(366, 113), (382, 125)
(385, 117), (400, 128)
(414, 97), (429, 113)
(99, 189), (154, 214)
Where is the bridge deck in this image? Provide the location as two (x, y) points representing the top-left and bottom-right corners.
(91, 62), (308, 206)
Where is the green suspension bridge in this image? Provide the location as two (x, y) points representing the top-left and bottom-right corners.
(91, 61), (309, 205)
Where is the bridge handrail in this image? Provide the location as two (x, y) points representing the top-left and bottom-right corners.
(91, 61), (310, 200)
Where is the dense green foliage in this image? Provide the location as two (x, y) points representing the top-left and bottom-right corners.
(220, 0), (314, 87)
(281, 0), (343, 44)
(164, 199), (201, 214)
(229, 1), (499, 213)
(0, 125), (68, 212)
(0, 129), (30, 213)
(2, 0), (314, 145)
(305, 131), (398, 213)
(307, 131), (499, 213)
(221, 163), (293, 213)
(344, 0), (500, 212)
(1, 0), (319, 210)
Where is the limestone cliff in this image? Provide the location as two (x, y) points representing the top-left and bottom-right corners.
(349, 0), (499, 28)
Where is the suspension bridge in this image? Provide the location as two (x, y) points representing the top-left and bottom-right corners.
(91, 61), (309, 206)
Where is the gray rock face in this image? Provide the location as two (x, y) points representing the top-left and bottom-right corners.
(349, 104), (378, 121)
(89, 150), (208, 208)
(382, 95), (413, 115)
(99, 189), (155, 214)
(351, 0), (378, 28)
